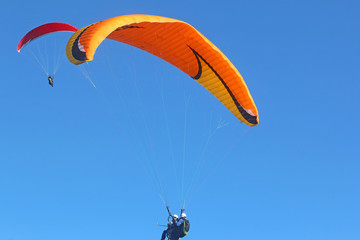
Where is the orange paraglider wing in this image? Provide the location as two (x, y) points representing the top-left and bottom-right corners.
(66, 15), (258, 126)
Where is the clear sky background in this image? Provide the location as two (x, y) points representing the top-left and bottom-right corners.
(1, 0), (359, 240)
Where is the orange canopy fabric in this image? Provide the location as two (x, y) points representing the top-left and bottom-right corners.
(66, 15), (258, 126)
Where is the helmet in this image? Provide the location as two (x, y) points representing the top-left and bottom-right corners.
(173, 214), (179, 219)
(181, 213), (186, 218)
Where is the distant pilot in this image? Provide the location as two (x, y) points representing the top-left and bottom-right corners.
(48, 75), (54, 87)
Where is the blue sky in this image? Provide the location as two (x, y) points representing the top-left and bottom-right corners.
(1, 0), (360, 240)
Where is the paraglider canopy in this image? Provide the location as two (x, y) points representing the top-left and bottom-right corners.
(65, 14), (259, 126)
(17, 22), (78, 52)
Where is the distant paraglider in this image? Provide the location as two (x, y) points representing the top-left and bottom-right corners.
(17, 22), (78, 86)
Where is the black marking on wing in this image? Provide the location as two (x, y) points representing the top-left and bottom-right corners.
(72, 26), (92, 62)
(188, 46), (258, 125)
(114, 25), (144, 31)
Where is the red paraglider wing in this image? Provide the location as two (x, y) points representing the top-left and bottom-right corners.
(17, 22), (78, 52)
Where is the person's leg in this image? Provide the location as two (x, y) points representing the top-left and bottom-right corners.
(161, 230), (167, 240)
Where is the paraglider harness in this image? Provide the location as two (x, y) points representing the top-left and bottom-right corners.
(165, 206), (190, 238)
(178, 208), (190, 238)
(48, 75), (54, 87)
